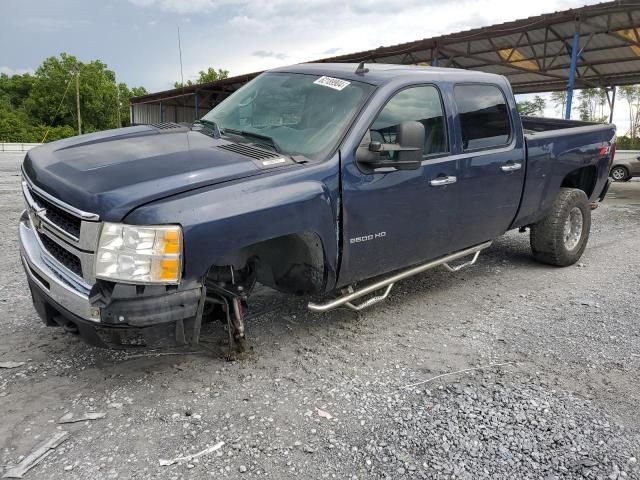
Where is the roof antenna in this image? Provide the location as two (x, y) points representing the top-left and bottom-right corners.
(355, 61), (369, 75)
(177, 25), (186, 123)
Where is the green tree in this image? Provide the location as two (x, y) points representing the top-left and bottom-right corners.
(24, 53), (147, 133)
(130, 86), (148, 97)
(0, 98), (75, 143)
(24, 53), (80, 129)
(550, 91), (568, 116)
(0, 72), (35, 109)
(577, 88), (608, 123)
(0, 52), (151, 142)
(116, 83), (148, 126)
(517, 95), (546, 116)
(0, 101), (31, 142)
(620, 85), (640, 140)
(616, 135), (640, 150)
(174, 67), (229, 88)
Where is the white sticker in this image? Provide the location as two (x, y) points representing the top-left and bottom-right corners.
(313, 76), (351, 91)
(262, 158), (286, 166)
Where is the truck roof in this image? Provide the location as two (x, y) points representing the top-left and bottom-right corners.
(270, 63), (508, 86)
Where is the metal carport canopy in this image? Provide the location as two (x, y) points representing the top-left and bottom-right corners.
(130, 1), (640, 120)
(314, 0), (640, 95)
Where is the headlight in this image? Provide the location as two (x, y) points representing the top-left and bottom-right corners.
(95, 223), (182, 284)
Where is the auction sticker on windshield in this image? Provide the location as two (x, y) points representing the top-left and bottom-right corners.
(313, 76), (351, 91)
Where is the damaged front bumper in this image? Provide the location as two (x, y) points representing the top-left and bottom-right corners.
(19, 211), (203, 348)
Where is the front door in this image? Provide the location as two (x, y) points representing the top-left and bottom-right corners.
(339, 84), (463, 285)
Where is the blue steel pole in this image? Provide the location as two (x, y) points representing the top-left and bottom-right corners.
(565, 28), (580, 120)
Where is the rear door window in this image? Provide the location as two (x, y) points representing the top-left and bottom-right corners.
(454, 84), (511, 151)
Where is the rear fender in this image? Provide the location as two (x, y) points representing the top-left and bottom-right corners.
(513, 125), (615, 228)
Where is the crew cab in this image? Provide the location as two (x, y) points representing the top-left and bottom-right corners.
(19, 63), (615, 351)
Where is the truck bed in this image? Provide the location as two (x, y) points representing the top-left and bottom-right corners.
(512, 116), (616, 228)
(521, 115), (602, 134)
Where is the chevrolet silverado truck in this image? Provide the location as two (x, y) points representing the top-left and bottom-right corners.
(19, 63), (616, 351)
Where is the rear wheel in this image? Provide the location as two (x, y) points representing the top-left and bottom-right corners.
(530, 188), (591, 267)
(610, 165), (629, 182)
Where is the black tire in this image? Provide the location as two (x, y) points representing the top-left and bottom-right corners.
(530, 188), (591, 267)
(610, 165), (629, 182)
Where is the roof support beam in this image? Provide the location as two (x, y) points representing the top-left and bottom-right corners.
(566, 25), (581, 119)
(339, 19), (640, 67)
(440, 43), (575, 84)
(606, 86), (617, 123)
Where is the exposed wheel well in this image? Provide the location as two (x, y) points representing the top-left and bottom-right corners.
(561, 166), (597, 198)
(207, 232), (327, 295)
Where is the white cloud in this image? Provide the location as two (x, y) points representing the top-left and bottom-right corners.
(0, 66), (35, 77)
(252, 50), (287, 60)
(128, 0), (228, 13)
(128, 0), (443, 16)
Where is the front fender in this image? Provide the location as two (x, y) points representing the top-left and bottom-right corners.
(124, 163), (340, 292)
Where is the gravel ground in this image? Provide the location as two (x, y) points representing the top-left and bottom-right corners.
(0, 152), (639, 479)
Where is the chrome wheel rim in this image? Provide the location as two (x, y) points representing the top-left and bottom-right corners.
(611, 167), (626, 180)
(563, 207), (583, 251)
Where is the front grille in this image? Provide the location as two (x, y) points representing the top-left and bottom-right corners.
(31, 190), (81, 238)
(40, 234), (83, 277)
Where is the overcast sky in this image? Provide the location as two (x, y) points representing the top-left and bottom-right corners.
(0, 0), (633, 133)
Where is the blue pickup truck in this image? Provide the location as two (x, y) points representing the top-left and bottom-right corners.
(19, 63), (615, 351)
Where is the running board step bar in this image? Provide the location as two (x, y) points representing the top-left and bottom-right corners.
(308, 241), (492, 313)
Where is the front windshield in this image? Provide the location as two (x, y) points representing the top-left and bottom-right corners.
(202, 72), (374, 160)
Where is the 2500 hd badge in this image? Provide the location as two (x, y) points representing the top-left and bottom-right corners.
(350, 232), (387, 244)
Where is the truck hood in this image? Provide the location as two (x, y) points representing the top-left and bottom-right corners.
(23, 124), (294, 221)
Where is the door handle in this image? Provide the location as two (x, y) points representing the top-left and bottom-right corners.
(429, 175), (457, 186)
(500, 162), (522, 172)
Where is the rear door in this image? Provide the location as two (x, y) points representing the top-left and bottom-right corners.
(448, 83), (526, 250)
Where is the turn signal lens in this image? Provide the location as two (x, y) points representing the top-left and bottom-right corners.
(160, 258), (180, 281)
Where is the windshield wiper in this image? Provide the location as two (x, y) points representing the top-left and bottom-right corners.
(223, 128), (281, 153)
(192, 119), (222, 138)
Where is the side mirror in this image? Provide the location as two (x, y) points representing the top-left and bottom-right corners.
(395, 120), (425, 169)
(357, 121), (425, 170)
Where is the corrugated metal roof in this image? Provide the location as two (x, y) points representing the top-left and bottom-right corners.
(131, 0), (640, 104)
